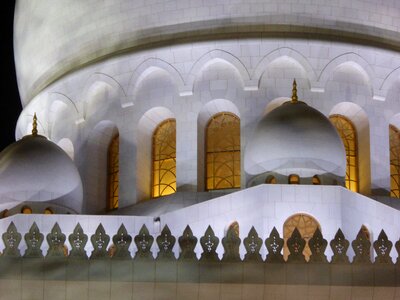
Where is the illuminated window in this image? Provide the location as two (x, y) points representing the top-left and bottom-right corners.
(266, 176), (277, 184)
(44, 208), (54, 214)
(283, 213), (320, 261)
(206, 112), (240, 190)
(21, 206), (32, 214)
(312, 175), (321, 185)
(288, 174), (300, 184)
(330, 115), (358, 192)
(152, 119), (176, 198)
(107, 134), (119, 210)
(390, 125), (400, 198)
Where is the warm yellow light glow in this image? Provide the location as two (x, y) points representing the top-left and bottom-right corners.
(44, 208), (53, 214)
(107, 134), (119, 210)
(283, 213), (320, 262)
(266, 176), (277, 184)
(288, 174), (300, 184)
(330, 115), (359, 192)
(390, 125), (400, 198)
(152, 119), (176, 198)
(21, 206), (32, 214)
(312, 175), (321, 185)
(206, 112), (240, 190)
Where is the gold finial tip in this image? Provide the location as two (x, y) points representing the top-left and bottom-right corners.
(291, 79), (298, 103)
(32, 113), (38, 136)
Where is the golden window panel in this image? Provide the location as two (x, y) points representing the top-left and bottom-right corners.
(288, 174), (300, 184)
(390, 125), (400, 198)
(312, 175), (321, 185)
(266, 176), (277, 184)
(152, 119), (176, 198)
(330, 115), (359, 192)
(206, 112), (240, 190)
(21, 206), (32, 214)
(44, 207), (54, 214)
(283, 213), (320, 262)
(107, 134), (119, 210)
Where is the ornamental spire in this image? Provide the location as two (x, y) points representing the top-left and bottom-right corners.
(32, 113), (38, 136)
(291, 79), (298, 103)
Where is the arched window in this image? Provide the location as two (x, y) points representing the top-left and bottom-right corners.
(206, 112), (240, 190)
(21, 206), (32, 214)
(44, 208), (54, 214)
(312, 175), (321, 185)
(288, 174), (300, 184)
(266, 176), (277, 184)
(107, 134), (119, 210)
(330, 115), (359, 192)
(390, 125), (400, 198)
(152, 119), (176, 198)
(283, 213), (320, 261)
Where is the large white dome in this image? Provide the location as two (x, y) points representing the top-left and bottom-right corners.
(245, 100), (346, 177)
(0, 134), (83, 212)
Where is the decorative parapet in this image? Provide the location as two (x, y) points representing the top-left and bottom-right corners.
(0, 221), (400, 265)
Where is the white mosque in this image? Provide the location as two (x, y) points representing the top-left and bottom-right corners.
(1, 1), (400, 299)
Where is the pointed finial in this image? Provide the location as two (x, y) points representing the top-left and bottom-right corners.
(32, 113), (38, 136)
(291, 79), (298, 103)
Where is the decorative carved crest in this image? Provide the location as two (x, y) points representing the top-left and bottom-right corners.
(243, 226), (262, 262)
(90, 224), (110, 259)
(156, 225), (176, 260)
(68, 223), (88, 259)
(309, 228), (328, 263)
(134, 224), (154, 260)
(373, 230), (393, 264)
(112, 224), (132, 258)
(265, 227), (284, 263)
(222, 225), (241, 262)
(2, 222), (21, 257)
(286, 227), (306, 263)
(178, 225), (197, 260)
(46, 223), (66, 257)
(200, 226), (219, 262)
(330, 229), (349, 264)
(352, 227), (371, 264)
(395, 239), (400, 265)
(24, 222), (43, 258)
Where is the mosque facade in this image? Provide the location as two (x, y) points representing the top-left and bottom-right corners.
(1, 1), (400, 299)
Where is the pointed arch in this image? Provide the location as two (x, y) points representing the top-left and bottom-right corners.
(197, 99), (241, 191)
(84, 120), (119, 213)
(205, 112), (241, 190)
(329, 102), (371, 194)
(152, 119), (177, 198)
(187, 49), (252, 94)
(378, 66), (400, 101)
(283, 213), (320, 262)
(330, 115), (359, 192)
(82, 72), (126, 113)
(319, 53), (375, 95)
(253, 47), (317, 89)
(128, 58), (185, 102)
(137, 107), (175, 201)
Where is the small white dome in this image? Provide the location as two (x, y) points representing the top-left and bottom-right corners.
(0, 135), (83, 211)
(245, 101), (346, 177)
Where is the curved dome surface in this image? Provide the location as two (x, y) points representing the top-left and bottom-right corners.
(245, 101), (346, 177)
(14, 0), (400, 104)
(0, 135), (83, 211)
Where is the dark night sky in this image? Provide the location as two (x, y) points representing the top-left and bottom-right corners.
(1, 0), (22, 151)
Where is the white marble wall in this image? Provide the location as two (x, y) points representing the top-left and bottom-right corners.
(14, 0), (400, 104)
(15, 38), (400, 210)
(1, 185), (399, 262)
